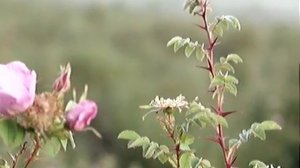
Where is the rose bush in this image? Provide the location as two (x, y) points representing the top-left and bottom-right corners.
(0, 61), (36, 116)
(0, 61), (100, 168)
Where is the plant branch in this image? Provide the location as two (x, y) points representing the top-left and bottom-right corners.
(160, 114), (181, 168)
(11, 142), (27, 168)
(24, 135), (41, 168)
(199, 1), (232, 167)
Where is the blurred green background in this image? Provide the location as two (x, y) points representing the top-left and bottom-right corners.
(0, 0), (299, 167)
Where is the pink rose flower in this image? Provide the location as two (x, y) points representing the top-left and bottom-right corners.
(66, 100), (98, 131)
(0, 61), (36, 116)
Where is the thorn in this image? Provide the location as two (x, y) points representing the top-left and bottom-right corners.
(221, 111), (237, 117)
(206, 136), (220, 144)
(230, 156), (238, 166)
(195, 24), (206, 30)
(196, 65), (210, 71)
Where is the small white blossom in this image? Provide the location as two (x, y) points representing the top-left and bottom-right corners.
(267, 165), (281, 168)
(147, 94), (189, 113)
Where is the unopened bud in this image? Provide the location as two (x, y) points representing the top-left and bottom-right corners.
(53, 63), (71, 93)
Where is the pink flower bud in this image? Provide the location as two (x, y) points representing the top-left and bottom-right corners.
(53, 63), (71, 93)
(66, 100), (98, 131)
(0, 61), (36, 116)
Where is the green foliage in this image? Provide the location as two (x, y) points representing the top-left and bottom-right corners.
(118, 130), (170, 165)
(229, 120), (282, 149)
(43, 137), (61, 157)
(119, 1), (282, 167)
(185, 101), (228, 128)
(167, 36), (206, 61)
(212, 15), (241, 37)
(0, 119), (25, 148)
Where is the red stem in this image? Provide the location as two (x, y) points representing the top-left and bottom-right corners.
(199, 1), (232, 167)
(24, 135), (41, 168)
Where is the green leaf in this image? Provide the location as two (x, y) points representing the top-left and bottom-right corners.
(226, 54), (243, 64)
(167, 36), (182, 47)
(210, 76), (225, 88)
(225, 15), (241, 30)
(128, 137), (150, 149)
(185, 45), (195, 58)
(225, 83), (238, 96)
(195, 45), (206, 61)
(252, 126), (266, 140)
(144, 142), (159, 159)
(118, 130), (141, 140)
(158, 154), (169, 164)
(179, 152), (192, 168)
(201, 159), (212, 168)
(0, 119), (25, 148)
(215, 62), (235, 73)
(260, 121), (282, 130)
(249, 160), (268, 168)
(225, 75), (239, 84)
(43, 137), (61, 157)
(213, 22), (224, 37)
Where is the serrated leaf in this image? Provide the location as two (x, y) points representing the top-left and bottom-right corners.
(225, 75), (239, 84)
(174, 40), (183, 53)
(215, 62), (235, 73)
(158, 153), (169, 164)
(210, 76), (225, 88)
(225, 83), (237, 96)
(144, 142), (159, 159)
(260, 121), (282, 130)
(128, 137), (150, 149)
(249, 160), (268, 168)
(213, 23), (224, 37)
(159, 145), (169, 153)
(185, 45), (195, 58)
(225, 15), (241, 30)
(252, 127), (266, 140)
(226, 54), (243, 64)
(167, 36), (182, 47)
(201, 159), (212, 168)
(216, 115), (228, 127)
(180, 133), (195, 145)
(43, 137), (61, 157)
(179, 152), (192, 168)
(195, 45), (206, 61)
(118, 130), (141, 140)
(0, 119), (25, 148)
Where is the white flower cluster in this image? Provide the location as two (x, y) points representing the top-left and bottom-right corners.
(148, 94), (189, 112)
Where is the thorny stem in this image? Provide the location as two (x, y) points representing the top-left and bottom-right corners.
(11, 142), (27, 168)
(199, 1), (232, 167)
(24, 135), (41, 168)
